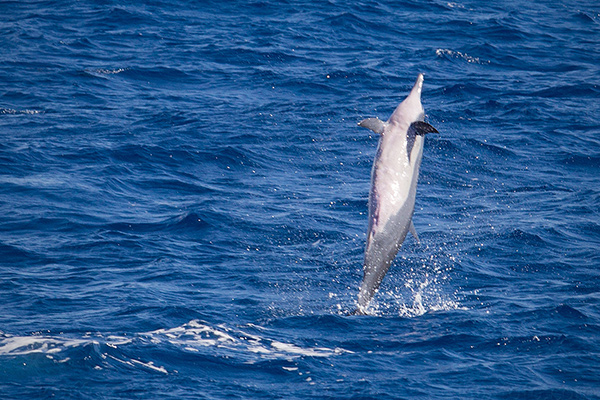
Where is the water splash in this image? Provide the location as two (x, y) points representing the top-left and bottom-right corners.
(347, 247), (465, 317)
(356, 277), (463, 318)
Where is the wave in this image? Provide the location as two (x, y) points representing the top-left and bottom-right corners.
(435, 48), (491, 65)
(0, 334), (90, 357)
(102, 211), (211, 234)
(83, 68), (128, 77)
(1, 108), (43, 115)
(531, 83), (600, 98)
(143, 320), (351, 361)
(0, 320), (352, 374)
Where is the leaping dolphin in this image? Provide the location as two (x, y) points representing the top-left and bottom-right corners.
(355, 73), (438, 314)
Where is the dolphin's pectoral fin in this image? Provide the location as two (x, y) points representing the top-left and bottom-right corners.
(409, 221), (420, 244)
(358, 118), (385, 135)
(410, 121), (439, 136)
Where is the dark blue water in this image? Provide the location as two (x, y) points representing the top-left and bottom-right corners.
(1, 1), (599, 398)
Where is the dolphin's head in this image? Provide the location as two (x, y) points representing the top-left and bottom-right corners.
(387, 74), (426, 127)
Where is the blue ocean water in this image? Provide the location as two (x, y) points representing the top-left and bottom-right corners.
(1, 0), (599, 398)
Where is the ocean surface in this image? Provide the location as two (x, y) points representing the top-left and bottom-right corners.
(1, 0), (599, 398)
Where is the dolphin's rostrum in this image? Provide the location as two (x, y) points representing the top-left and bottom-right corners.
(355, 73), (438, 315)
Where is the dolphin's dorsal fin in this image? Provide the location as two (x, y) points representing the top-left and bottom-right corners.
(358, 118), (385, 135)
(406, 121), (439, 162)
(409, 221), (420, 244)
(410, 121), (439, 136)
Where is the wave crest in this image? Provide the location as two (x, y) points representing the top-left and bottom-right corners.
(436, 48), (490, 64)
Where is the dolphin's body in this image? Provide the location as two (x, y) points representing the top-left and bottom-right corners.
(355, 73), (437, 314)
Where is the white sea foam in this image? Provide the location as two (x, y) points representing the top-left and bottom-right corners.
(106, 354), (168, 374)
(142, 320), (352, 361)
(1, 108), (43, 115)
(86, 68), (127, 75)
(0, 335), (89, 356)
(0, 333), (162, 373)
(436, 48), (490, 64)
(96, 68), (126, 74)
(0, 319), (351, 374)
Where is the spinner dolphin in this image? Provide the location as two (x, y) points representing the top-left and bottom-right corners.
(355, 73), (438, 314)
